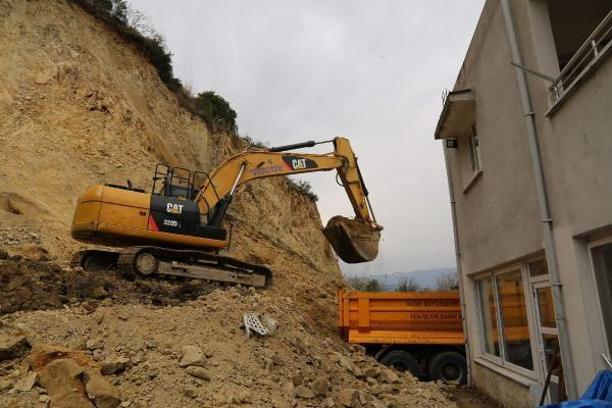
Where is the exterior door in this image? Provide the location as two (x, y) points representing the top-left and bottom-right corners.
(532, 279), (562, 404)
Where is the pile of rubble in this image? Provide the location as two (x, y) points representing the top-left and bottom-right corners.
(0, 286), (457, 408)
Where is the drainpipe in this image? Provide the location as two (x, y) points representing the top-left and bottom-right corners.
(444, 149), (472, 386)
(500, 0), (577, 399)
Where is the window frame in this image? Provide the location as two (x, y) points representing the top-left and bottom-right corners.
(462, 124), (483, 193)
(587, 235), (612, 358)
(473, 261), (540, 380)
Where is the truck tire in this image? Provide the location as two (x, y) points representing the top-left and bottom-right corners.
(379, 350), (423, 379)
(428, 351), (467, 384)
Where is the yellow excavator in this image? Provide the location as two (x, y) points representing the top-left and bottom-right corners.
(71, 137), (382, 287)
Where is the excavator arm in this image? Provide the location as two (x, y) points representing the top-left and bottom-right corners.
(195, 137), (382, 263)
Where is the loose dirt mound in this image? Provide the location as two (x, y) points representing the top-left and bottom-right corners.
(0, 288), (457, 408)
(0, 258), (218, 315)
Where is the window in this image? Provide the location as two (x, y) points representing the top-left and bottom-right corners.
(467, 126), (481, 173)
(475, 266), (535, 371)
(497, 270), (533, 370)
(477, 278), (501, 356)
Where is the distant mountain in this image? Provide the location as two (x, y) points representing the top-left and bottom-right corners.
(343, 267), (457, 290)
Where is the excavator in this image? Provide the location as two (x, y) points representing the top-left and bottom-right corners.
(71, 137), (382, 288)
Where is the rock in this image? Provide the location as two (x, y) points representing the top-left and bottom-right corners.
(179, 345), (204, 367)
(101, 356), (130, 375)
(294, 385), (315, 399)
(39, 395), (51, 403)
(337, 388), (358, 407)
(0, 332), (30, 361)
(379, 368), (400, 384)
(86, 338), (103, 351)
(183, 386), (197, 398)
(235, 389), (252, 403)
(270, 354), (284, 366)
(366, 377), (377, 385)
(117, 311), (130, 321)
(90, 286), (108, 299)
(364, 367), (381, 378)
(311, 376), (329, 397)
(83, 369), (121, 408)
(37, 358), (92, 408)
(185, 366), (210, 381)
(13, 371), (37, 392)
(0, 379), (12, 391)
(291, 374), (303, 386)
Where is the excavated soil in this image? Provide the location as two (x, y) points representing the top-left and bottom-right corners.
(0, 1), (481, 407)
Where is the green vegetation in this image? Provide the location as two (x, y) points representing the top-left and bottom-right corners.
(397, 277), (421, 292)
(193, 91), (237, 134)
(346, 277), (382, 292)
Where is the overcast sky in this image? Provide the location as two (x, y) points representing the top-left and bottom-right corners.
(128, 0), (484, 275)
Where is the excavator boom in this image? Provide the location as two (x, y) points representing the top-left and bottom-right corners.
(195, 137), (382, 263)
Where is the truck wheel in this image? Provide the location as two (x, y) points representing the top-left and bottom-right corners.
(379, 350), (423, 379)
(428, 351), (467, 384)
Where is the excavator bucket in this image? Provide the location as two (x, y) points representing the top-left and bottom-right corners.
(323, 216), (381, 263)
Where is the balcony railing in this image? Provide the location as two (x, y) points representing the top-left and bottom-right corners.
(549, 10), (612, 106)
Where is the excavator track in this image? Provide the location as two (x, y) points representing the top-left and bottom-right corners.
(71, 247), (272, 288)
(71, 249), (120, 270)
(117, 246), (272, 288)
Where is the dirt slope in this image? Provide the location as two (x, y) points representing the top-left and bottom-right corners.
(0, 1), (457, 407)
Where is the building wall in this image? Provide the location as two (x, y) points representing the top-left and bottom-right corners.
(539, 55), (612, 392)
(444, 0), (612, 405)
(445, 1), (544, 405)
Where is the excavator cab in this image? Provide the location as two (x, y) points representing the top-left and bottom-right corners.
(152, 164), (199, 200)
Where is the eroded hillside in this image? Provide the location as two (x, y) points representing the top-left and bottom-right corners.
(0, 1), (458, 407)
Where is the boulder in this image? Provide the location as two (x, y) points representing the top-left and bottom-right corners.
(0, 332), (29, 361)
(337, 388), (359, 407)
(179, 345), (204, 367)
(379, 368), (400, 384)
(83, 369), (121, 408)
(294, 385), (315, 399)
(101, 356), (130, 375)
(311, 376), (329, 397)
(37, 358), (92, 408)
(185, 366), (210, 381)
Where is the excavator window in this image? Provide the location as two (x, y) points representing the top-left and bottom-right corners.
(152, 163), (207, 201)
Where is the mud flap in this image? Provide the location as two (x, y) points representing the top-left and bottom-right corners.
(323, 216), (381, 263)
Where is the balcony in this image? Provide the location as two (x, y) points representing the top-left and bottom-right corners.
(548, 10), (612, 115)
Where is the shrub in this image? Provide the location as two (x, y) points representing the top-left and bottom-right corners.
(347, 277), (382, 292)
(193, 91), (237, 133)
(286, 179), (318, 202)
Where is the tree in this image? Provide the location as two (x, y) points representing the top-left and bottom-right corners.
(397, 277), (421, 292)
(435, 271), (459, 291)
(365, 278), (382, 292)
(346, 277), (383, 292)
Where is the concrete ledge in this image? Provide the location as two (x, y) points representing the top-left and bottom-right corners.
(474, 356), (536, 387)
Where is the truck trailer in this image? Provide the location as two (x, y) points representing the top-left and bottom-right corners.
(338, 289), (467, 383)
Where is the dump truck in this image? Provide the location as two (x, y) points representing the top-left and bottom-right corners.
(338, 289), (467, 383)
